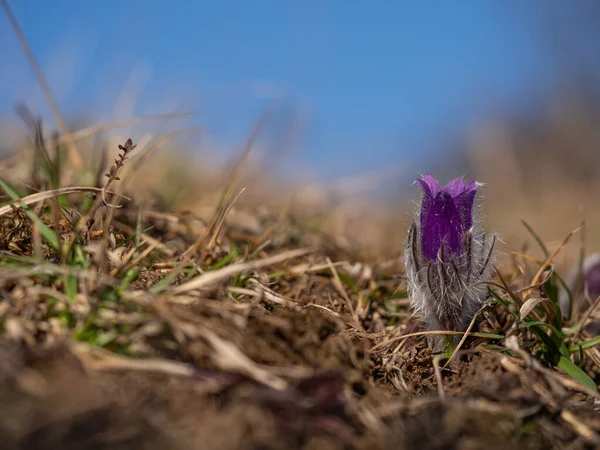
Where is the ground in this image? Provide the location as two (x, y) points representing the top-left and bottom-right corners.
(0, 135), (599, 450)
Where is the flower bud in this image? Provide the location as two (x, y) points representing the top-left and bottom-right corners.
(405, 174), (498, 338)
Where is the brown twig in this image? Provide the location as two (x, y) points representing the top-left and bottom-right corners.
(83, 138), (136, 242)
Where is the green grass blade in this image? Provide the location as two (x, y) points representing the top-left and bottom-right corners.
(150, 266), (189, 294)
(557, 356), (597, 392)
(203, 248), (239, 271)
(552, 271), (573, 318)
(64, 274), (78, 300)
(521, 220), (550, 258)
(569, 335), (600, 352)
(117, 267), (140, 295)
(517, 320), (569, 357)
(490, 289), (568, 359)
(472, 332), (505, 340)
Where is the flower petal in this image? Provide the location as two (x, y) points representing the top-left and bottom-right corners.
(584, 257), (600, 299)
(417, 175), (440, 237)
(416, 174), (441, 198)
(421, 191), (464, 260)
(453, 181), (478, 231)
(441, 177), (465, 197)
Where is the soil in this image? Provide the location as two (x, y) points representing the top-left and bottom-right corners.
(0, 184), (598, 450)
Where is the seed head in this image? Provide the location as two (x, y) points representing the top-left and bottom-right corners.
(405, 174), (498, 338)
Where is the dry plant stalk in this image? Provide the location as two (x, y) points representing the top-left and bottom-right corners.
(82, 138), (136, 242)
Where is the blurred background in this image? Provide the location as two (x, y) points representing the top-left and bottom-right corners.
(1, 0), (600, 263)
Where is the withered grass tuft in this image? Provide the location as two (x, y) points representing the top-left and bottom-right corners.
(0, 116), (598, 450)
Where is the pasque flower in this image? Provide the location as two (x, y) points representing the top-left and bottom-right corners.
(559, 253), (600, 334)
(581, 255), (600, 301)
(405, 174), (497, 337)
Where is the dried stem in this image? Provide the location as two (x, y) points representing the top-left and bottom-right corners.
(82, 138), (136, 242)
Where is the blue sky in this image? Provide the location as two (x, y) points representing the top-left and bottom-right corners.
(1, 1), (563, 179)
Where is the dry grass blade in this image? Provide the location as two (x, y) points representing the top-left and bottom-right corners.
(113, 220), (175, 257)
(183, 108), (273, 257)
(246, 279), (299, 308)
(523, 227), (581, 322)
(206, 188), (246, 250)
(494, 268), (541, 320)
(0, 264), (119, 287)
(572, 294), (600, 342)
(560, 410), (600, 445)
(432, 355), (445, 400)
(443, 303), (489, 369)
(518, 297), (550, 321)
(72, 342), (197, 377)
(529, 225), (581, 289)
(197, 326), (287, 390)
(170, 247), (314, 294)
(370, 329), (500, 353)
(0, 186), (131, 217)
(305, 303), (343, 318)
(326, 256), (356, 319)
(114, 242), (160, 277)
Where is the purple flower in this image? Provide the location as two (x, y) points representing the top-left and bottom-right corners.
(586, 258), (600, 299)
(417, 174), (478, 261)
(560, 253), (600, 320)
(405, 174), (497, 341)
